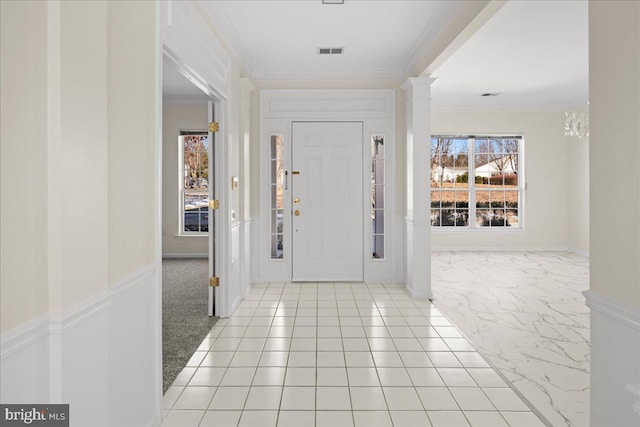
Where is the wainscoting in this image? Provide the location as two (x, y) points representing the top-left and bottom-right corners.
(0, 263), (162, 427)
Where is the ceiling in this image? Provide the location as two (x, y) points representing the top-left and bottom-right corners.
(430, 0), (589, 111)
(162, 56), (210, 104)
(163, 0), (589, 112)
(198, 0), (462, 81)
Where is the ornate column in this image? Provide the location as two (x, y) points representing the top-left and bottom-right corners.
(403, 77), (437, 299)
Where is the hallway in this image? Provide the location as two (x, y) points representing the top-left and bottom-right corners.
(162, 282), (544, 427)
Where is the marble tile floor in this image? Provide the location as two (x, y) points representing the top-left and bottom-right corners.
(162, 281), (545, 427)
(432, 251), (590, 427)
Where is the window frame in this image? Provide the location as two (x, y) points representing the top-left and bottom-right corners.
(430, 134), (525, 232)
(178, 130), (209, 236)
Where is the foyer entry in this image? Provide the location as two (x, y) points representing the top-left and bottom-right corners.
(290, 122), (364, 281)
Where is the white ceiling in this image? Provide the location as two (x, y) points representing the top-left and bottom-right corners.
(162, 56), (210, 104)
(430, 0), (589, 111)
(163, 1), (589, 112)
(198, 0), (463, 81)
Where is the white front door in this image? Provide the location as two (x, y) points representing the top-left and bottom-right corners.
(291, 122), (364, 281)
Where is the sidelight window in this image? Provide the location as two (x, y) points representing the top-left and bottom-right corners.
(270, 135), (284, 259)
(371, 135), (385, 258)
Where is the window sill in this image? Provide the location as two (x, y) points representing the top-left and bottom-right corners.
(431, 227), (525, 233)
(175, 233), (209, 238)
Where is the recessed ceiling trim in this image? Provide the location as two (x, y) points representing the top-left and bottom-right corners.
(322, 0), (345, 4)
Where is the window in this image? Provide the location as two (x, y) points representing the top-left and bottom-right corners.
(431, 135), (523, 229)
(371, 135), (385, 258)
(180, 132), (209, 234)
(270, 135), (284, 259)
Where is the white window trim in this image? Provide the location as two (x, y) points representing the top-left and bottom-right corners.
(178, 131), (209, 236)
(430, 134), (525, 231)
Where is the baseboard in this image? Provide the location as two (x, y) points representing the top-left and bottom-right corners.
(162, 253), (207, 259)
(432, 246), (571, 252)
(568, 247), (590, 258)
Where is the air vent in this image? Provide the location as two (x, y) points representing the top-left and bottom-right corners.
(318, 47), (344, 55)
(481, 93), (500, 97)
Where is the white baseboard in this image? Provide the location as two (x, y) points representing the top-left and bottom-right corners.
(432, 246), (571, 252)
(568, 247), (590, 258)
(584, 290), (640, 426)
(162, 253), (207, 259)
(0, 262), (161, 426)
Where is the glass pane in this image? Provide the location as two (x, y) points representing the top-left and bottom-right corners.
(276, 185), (283, 209)
(372, 235), (384, 259)
(490, 139), (505, 154)
(184, 210), (198, 232)
(373, 209), (384, 234)
(271, 185), (278, 207)
(372, 160), (385, 184)
(476, 209), (490, 227)
(431, 191), (442, 208)
(440, 188), (455, 209)
(454, 191), (469, 208)
(271, 234), (283, 259)
(489, 173), (505, 186)
(200, 210), (209, 232)
(506, 209), (519, 227)
(454, 210), (469, 227)
(505, 191), (518, 209)
(372, 185), (384, 209)
(431, 209), (441, 226)
(272, 209), (284, 234)
(440, 209), (455, 227)
(476, 190), (490, 209)
(270, 135), (283, 160)
(489, 191), (506, 208)
(271, 160), (278, 183)
(372, 136), (385, 159)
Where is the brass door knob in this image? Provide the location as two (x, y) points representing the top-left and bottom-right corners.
(294, 210), (300, 216)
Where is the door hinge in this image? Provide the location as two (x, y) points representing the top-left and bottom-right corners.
(209, 122), (219, 133)
(209, 199), (220, 210)
(209, 277), (220, 287)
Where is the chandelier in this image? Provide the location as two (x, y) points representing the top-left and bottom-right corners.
(565, 103), (589, 139)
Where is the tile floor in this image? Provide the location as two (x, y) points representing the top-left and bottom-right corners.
(162, 282), (545, 427)
(431, 252), (590, 427)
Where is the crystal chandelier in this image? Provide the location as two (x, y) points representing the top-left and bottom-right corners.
(565, 103), (589, 139)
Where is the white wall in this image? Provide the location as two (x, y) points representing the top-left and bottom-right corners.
(587, 2), (640, 426)
(567, 132), (589, 255)
(162, 104), (209, 257)
(0, 0), (50, 332)
(431, 111), (570, 250)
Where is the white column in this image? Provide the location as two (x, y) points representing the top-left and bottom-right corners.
(403, 77), (436, 299)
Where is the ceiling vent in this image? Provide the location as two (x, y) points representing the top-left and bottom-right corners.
(481, 93), (500, 97)
(318, 47), (344, 55)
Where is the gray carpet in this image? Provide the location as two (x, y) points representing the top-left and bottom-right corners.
(162, 258), (217, 392)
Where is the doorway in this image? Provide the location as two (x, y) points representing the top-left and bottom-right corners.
(290, 122), (364, 281)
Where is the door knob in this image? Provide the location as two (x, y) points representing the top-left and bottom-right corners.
(294, 198), (300, 204)
(294, 210), (300, 216)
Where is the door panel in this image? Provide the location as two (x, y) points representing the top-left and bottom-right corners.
(291, 122), (363, 281)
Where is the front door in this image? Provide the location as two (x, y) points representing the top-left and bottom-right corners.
(291, 122), (364, 281)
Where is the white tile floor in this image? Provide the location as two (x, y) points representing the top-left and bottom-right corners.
(162, 282), (546, 427)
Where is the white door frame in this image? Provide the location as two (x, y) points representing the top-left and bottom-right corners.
(162, 49), (231, 318)
(258, 89), (399, 284)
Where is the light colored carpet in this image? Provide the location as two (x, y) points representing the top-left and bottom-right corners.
(162, 258), (217, 392)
